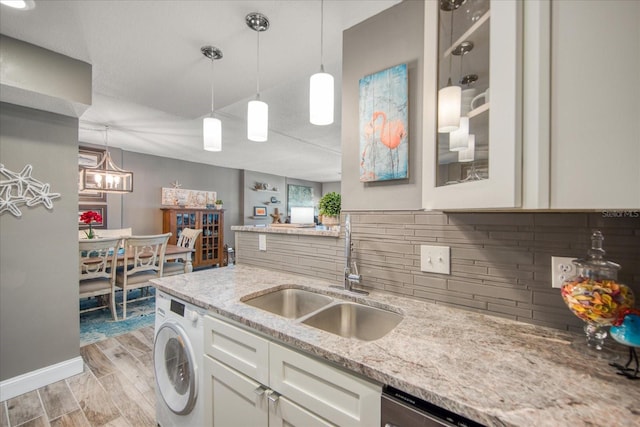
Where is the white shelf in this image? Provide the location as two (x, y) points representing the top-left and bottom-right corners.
(468, 102), (489, 119)
(443, 10), (491, 59)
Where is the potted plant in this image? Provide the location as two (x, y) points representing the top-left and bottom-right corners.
(215, 199), (223, 210)
(318, 192), (341, 226)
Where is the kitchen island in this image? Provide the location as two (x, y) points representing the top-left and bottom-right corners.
(151, 265), (640, 427)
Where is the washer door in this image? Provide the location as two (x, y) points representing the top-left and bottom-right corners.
(154, 321), (198, 415)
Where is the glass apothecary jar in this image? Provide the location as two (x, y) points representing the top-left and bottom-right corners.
(560, 231), (635, 355)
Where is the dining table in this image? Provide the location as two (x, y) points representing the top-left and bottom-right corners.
(163, 244), (196, 273)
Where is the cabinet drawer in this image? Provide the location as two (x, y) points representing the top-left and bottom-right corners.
(269, 342), (381, 427)
(271, 396), (335, 427)
(203, 315), (269, 384)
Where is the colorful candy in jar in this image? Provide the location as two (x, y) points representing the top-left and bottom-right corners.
(561, 277), (635, 325)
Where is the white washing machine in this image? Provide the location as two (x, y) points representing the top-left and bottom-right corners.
(154, 290), (205, 427)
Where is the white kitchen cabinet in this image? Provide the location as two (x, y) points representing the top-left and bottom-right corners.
(423, 0), (523, 209)
(205, 357), (269, 426)
(269, 342), (381, 427)
(202, 315), (381, 427)
(270, 396), (334, 427)
(423, 0), (640, 210)
(529, 0), (640, 209)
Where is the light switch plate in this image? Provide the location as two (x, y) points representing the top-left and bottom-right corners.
(420, 245), (450, 274)
(259, 234), (267, 251)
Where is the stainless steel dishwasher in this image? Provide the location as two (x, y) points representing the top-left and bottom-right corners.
(381, 385), (485, 427)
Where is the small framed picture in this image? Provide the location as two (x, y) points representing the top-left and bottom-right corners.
(78, 205), (107, 229)
(253, 206), (267, 217)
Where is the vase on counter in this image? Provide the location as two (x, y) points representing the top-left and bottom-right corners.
(560, 230), (635, 358)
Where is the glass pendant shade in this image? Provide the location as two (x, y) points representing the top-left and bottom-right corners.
(458, 134), (475, 162)
(438, 85), (461, 133)
(80, 151), (133, 193)
(203, 117), (222, 152)
(310, 72), (334, 125)
(449, 116), (469, 151)
(247, 99), (268, 142)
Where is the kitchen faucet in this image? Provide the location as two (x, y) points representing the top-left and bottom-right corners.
(342, 214), (368, 295)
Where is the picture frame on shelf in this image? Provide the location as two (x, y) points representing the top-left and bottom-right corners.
(253, 206), (267, 217)
(78, 146), (107, 203)
(78, 205), (107, 229)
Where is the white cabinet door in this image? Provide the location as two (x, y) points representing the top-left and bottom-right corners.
(548, 0), (640, 209)
(270, 396), (335, 427)
(203, 356), (268, 427)
(423, 0), (523, 209)
(203, 315), (270, 384)
(269, 342), (381, 427)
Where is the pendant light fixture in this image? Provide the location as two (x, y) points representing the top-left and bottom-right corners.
(437, 0), (465, 133)
(449, 41), (473, 151)
(201, 46), (223, 152)
(246, 12), (269, 142)
(80, 126), (134, 193)
(309, 0), (334, 125)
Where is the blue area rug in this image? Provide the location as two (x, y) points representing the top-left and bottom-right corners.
(80, 287), (155, 346)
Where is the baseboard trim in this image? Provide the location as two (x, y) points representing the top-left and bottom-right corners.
(0, 356), (84, 402)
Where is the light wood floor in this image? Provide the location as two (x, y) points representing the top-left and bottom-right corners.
(1, 326), (157, 427)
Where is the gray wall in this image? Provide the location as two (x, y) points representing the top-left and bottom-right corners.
(341, 0), (424, 210)
(0, 103), (80, 381)
(243, 170), (286, 226)
(80, 146), (243, 248)
(242, 170), (323, 224)
(321, 181), (340, 196)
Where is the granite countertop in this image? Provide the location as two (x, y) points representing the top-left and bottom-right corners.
(151, 265), (640, 427)
(231, 225), (340, 237)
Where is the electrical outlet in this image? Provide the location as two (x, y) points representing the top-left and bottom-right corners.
(551, 256), (576, 288)
(259, 234), (267, 251)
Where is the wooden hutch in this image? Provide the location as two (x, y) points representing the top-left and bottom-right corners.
(162, 208), (224, 269)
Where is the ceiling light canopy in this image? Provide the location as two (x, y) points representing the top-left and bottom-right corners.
(201, 45), (223, 152)
(246, 12), (269, 142)
(310, 0), (334, 126)
(80, 126), (133, 193)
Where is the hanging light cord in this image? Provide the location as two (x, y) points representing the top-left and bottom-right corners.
(320, 0), (325, 72)
(447, 9), (454, 86)
(104, 125), (109, 150)
(210, 56), (215, 115)
(459, 46), (464, 81)
(256, 29), (261, 99)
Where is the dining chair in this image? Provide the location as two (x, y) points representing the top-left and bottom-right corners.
(79, 237), (122, 321)
(116, 232), (171, 320)
(163, 228), (203, 276)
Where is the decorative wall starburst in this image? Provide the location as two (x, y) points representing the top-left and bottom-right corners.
(0, 164), (61, 217)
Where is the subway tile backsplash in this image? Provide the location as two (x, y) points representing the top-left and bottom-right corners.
(236, 211), (639, 333)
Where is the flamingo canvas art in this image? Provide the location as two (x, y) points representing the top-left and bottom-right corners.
(359, 63), (409, 182)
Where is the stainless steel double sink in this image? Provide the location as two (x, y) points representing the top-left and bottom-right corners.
(241, 288), (403, 341)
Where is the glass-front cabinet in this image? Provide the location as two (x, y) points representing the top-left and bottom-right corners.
(423, 0), (522, 209)
(162, 208), (225, 269)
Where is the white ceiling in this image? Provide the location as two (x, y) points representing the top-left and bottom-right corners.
(0, 0), (401, 182)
